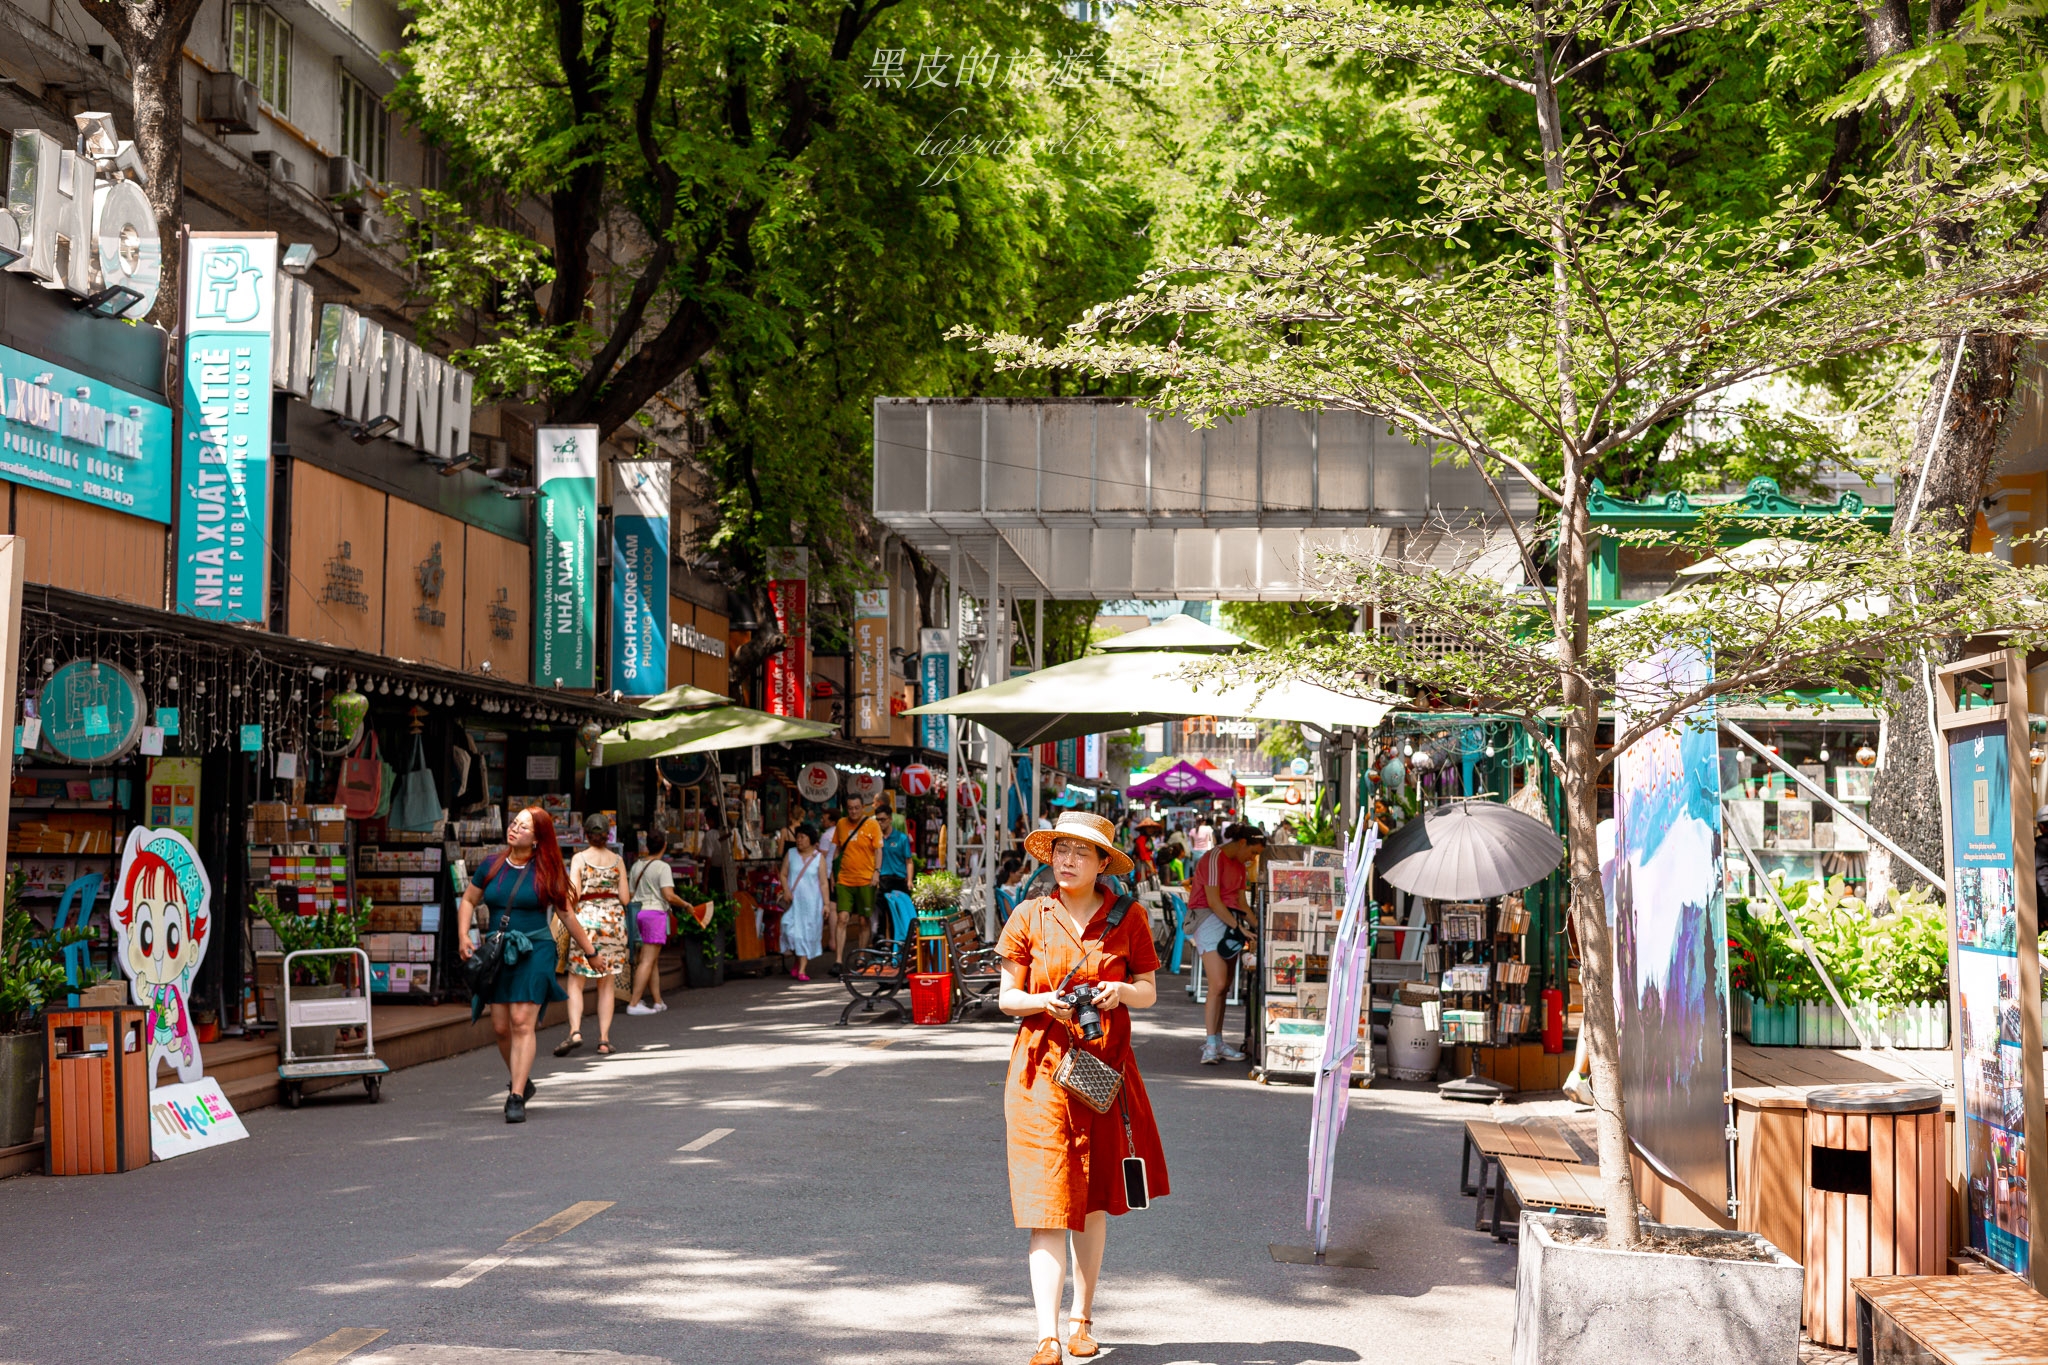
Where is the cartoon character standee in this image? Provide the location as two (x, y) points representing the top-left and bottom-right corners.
(108, 826), (214, 1087)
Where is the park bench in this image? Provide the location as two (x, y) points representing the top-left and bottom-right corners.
(952, 944), (1006, 1021)
(837, 937), (911, 1027)
(1489, 1154), (1606, 1241)
(1458, 1118), (1582, 1231)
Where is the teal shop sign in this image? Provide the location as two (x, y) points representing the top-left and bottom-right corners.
(533, 425), (598, 688)
(40, 660), (145, 763)
(0, 343), (173, 521)
(175, 233), (277, 622)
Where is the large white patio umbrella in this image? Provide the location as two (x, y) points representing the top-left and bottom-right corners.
(904, 648), (1399, 747)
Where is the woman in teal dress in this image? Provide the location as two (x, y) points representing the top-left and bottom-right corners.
(458, 805), (596, 1122)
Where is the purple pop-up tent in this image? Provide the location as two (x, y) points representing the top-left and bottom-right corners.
(1127, 760), (1234, 802)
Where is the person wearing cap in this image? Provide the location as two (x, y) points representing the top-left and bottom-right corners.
(1186, 822), (1266, 1065)
(999, 811), (1170, 1365)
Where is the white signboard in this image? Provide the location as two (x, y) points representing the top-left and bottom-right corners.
(149, 1077), (248, 1160)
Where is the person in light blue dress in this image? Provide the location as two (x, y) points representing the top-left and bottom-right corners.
(779, 822), (829, 981)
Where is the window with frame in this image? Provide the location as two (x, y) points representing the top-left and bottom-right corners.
(337, 69), (389, 183)
(229, 4), (291, 114)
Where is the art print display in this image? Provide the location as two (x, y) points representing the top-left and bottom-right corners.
(108, 825), (215, 1086)
(1269, 866), (1334, 902)
(1604, 644), (1731, 1215)
(1267, 902), (1308, 945)
(1951, 721), (2033, 1273)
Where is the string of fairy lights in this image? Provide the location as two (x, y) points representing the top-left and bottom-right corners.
(14, 602), (605, 764)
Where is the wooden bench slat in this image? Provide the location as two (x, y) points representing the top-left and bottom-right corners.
(1498, 1155), (1604, 1213)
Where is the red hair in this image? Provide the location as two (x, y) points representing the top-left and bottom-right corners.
(117, 849), (208, 946)
(518, 806), (571, 912)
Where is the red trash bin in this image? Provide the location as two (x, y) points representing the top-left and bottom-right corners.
(909, 972), (953, 1025)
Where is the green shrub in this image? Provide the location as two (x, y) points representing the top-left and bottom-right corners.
(1, 870), (93, 1031)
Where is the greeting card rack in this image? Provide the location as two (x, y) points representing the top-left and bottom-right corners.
(1252, 848), (1371, 1086)
(1432, 892), (1533, 1052)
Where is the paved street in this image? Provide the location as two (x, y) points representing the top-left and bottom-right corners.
(0, 976), (1516, 1365)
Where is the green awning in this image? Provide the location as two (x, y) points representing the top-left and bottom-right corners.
(595, 705), (834, 765)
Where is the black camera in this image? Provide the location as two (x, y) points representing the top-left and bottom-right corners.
(1055, 984), (1105, 1042)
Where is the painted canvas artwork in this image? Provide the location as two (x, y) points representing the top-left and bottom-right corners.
(1605, 644), (1731, 1215)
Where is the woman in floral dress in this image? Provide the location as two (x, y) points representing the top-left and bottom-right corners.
(559, 812), (629, 1056)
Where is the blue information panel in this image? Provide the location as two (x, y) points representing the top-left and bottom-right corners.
(0, 344), (172, 522)
(1951, 722), (2028, 1273)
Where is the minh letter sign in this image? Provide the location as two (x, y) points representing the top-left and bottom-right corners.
(175, 233), (275, 622)
(533, 426), (598, 688)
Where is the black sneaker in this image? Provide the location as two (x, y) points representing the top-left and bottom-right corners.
(505, 1093), (527, 1123)
(510, 1079), (536, 1101)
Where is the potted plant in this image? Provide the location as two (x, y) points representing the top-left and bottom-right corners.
(256, 892), (370, 1059)
(675, 886), (734, 989)
(1869, 889), (1949, 1048)
(1, 873), (92, 1148)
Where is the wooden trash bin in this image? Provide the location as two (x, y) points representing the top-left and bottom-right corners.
(1802, 1082), (1947, 1350)
(44, 1007), (152, 1176)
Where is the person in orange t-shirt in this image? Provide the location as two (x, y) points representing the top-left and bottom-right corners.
(831, 795), (884, 968)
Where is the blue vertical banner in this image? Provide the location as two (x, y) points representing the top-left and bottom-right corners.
(534, 425), (598, 688)
(175, 233), (276, 621)
(918, 627), (950, 753)
(609, 460), (669, 697)
(1950, 721), (2028, 1274)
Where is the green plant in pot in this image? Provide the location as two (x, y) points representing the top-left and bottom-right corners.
(1, 869), (92, 1147)
(910, 872), (964, 915)
(675, 885), (734, 988)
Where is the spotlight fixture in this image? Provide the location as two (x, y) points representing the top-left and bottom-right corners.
(337, 414), (402, 444)
(500, 486), (541, 499)
(427, 451), (482, 477)
(73, 111), (119, 159)
(281, 242), (318, 275)
(80, 284), (145, 319)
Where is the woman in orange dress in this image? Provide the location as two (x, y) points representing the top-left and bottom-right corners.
(999, 811), (1170, 1365)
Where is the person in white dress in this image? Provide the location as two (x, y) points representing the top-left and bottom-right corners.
(779, 823), (829, 981)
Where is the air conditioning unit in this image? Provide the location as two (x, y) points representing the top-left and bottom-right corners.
(327, 156), (366, 203)
(201, 72), (259, 135)
(252, 150), (297, 186)
(344, 210), (389, 246)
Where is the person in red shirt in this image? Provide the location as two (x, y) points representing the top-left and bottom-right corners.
(1184, 823), (1265, 1064)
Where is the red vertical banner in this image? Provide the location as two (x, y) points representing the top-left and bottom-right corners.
(764, 547), (809, 718)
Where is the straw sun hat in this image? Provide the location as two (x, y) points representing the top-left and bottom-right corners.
(1024, 811), (1134, 877)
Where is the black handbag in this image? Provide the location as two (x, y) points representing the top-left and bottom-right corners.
(462, 858), (532, 997)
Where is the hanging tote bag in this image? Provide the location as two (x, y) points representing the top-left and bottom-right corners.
(391, 733), (443, 833)
(335, 731), (385, 819)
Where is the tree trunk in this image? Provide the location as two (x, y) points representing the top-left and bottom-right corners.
(77, 0), (208, 331)
(1870, 332), (2017, 894)
(1532, 36), (1641, 1247)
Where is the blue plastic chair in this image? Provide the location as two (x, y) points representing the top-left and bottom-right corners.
(53, 872), (104, 1007)
(1165, 890), (1192, 973)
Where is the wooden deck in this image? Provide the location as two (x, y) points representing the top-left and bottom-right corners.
(1733, 1041), (1953, 1110)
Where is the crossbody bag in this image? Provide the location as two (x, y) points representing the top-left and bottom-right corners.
(462, 856), (534, 997)
(1048, 894), (1136, 1115)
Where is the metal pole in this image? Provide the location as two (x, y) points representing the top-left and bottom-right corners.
(948, 544), (961, 878)
(985, 538), (1005, 936)
(1031, 593), (1043, 842)
(1340, 729), (1359, 838)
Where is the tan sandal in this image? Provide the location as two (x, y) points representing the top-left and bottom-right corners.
(1067, 1318), (1098, 1358)
(1029, 1337), (1062, 1365)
